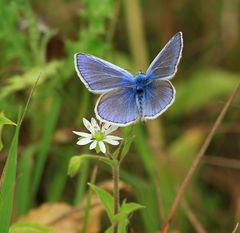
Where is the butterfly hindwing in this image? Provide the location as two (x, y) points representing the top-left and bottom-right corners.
(95, 88), (139, 126)
(146, 32), (183, 80)
(142, 80), (175, 119)
(75, 53), (134, 93)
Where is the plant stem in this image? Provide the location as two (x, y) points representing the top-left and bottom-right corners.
(81, 165), (98, 233)
(112, 162), (120, 233)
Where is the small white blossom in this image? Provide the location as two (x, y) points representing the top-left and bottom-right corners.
(73, 118), (122, 154)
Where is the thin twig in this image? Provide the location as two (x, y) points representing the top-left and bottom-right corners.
(161, 81), (240, 233)
(232, 223), (239, 233)
(154, 172), (165, 222)
(203, 155), (240, 170)
(181, 198), (207, 233)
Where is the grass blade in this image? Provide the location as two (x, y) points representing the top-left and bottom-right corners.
(74, 160), (89, 205)
(0, 124), (19, 233)
(0, 73), (39, 232)
(31, 94), (61, 203)
(46, 146), (75, 202)
(16, 145), (36, 217)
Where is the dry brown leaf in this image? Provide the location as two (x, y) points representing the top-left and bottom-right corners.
(19, 180), (131, 233)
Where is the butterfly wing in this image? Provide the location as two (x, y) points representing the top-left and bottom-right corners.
(95, 88), (139, 126)
(75, 53), (134, 93)
(142, 80), (175, 119)
(146, 32), (183, 80)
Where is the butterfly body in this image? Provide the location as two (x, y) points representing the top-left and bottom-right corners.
(131, 73), (150, 119)
(75, 32), (183, 126)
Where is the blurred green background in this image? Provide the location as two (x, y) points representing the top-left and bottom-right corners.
(0, 0), (240, 232)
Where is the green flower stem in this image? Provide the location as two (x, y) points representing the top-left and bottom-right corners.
(81, 165), (98, 233)
(112, 161), (120, 233)
(112, 141), (124, 233)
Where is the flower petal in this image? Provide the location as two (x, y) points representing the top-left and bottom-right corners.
(91, 118), (100, 131)
(83, 118), (95, 134)
(72, 131), (92, 138)
(98, 141), (106, 154)
(106, 135), (122, 141)
(104, 138), (120, 145)
(77, 137), (92, 145)
(102, 123), (110, 132)
(89, 140), (97, 150)
(104, 125), (118, 135)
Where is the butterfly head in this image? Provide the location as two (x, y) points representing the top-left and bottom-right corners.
(134, 73), (149, 94)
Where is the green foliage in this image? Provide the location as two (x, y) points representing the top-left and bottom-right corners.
(0, 1), (54, 68)
(0, 122), (19, 233)
(31, 94), (61, 204)
(89, 183), (114, 220)
(9, 222), (52, 233)
(74, 159), (89, 204)
(0, 112), (16, 126)
(16, 146), (36, 217)
(45, 146), (75, 202)
(113, 127), (135, 162)
(0, 61), (62, 100)
(67, 0), (114, 57)
(113, 202), (145, 223)
(90, 183), (144, 232)
(105, 219), (129, 233)
(170, 69), (239, 118)
(119, 136), (134, 163)
(0, 112), (16, 151)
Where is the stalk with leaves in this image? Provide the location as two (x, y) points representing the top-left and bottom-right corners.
(69, 118), (144, 232)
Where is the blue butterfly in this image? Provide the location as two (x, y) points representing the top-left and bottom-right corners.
(74, 32), (183, 126)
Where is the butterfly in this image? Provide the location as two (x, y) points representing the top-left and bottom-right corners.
(74, 32), (183, 126)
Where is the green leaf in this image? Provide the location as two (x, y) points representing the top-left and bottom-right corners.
(120, 136), (134, 163)
(113, 126), (134, 162)
(9, 222), (52, 233)
(104, 218), (129, 233)
(104, 227), (112, 233)
(118, 218), (129, 233)
(0, 112), (16, 126)
(0, 124), (19, 233)
(113, 202), (145, 223)
(0, 112), (16, 151)
(88, 183), (114, 221)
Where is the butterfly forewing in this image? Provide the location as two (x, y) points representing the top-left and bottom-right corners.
(146, 32), (183, 80)
(95, 88), (139, 126)
(75, 53), (134, 93)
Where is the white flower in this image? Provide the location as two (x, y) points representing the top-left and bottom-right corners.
(73, 118), (122, 154)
